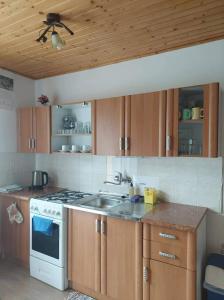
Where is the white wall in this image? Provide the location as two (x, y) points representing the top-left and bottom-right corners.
(35, 39), (224, 254)
(0, 69), (35, 186)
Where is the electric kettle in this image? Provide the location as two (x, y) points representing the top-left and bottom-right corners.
(32, 170), (48, 189)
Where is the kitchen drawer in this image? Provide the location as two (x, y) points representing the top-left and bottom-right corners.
(143, 224), (187, 248)
(149, 240), (187, 268)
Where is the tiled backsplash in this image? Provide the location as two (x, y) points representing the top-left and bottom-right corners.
(0, 153), (35, 187)
(36, 154), (223, 213)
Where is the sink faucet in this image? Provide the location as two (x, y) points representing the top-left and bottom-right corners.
(104, 172), (132, 185)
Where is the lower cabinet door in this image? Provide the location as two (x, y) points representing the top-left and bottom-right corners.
(143, 259), (195, 300)
(1, 196), (29, 267)
(103, 217), (142, 300)
(69, 210), (101, 294)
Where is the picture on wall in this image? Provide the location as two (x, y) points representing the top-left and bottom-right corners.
(0, 75), (13, 91)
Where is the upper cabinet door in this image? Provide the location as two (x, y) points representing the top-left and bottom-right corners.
(125, 91), (166, 156)
(33, 107), (51, 153)
(166, 83), (219, 157)
(95, 97), (125, 156)
(17, 107), (33, 153)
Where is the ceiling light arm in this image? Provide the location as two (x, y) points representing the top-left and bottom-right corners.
(36, 25), (52, 42)
(60, 22), (74, 35)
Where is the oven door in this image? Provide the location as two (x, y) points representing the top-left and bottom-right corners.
(30, 213), (65, 267)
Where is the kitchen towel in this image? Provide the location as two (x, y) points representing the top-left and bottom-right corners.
(7, 203), (23, 224)
(66, 291), (95, 300)
(32, 216), (53, 236)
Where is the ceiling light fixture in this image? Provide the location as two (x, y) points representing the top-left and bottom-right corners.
(36, 13), (74, 50)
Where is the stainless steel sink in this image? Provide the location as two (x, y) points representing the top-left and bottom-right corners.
(80, 195), (123, 209)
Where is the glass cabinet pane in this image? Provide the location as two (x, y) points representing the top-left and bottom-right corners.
(178, 86), (204, 156)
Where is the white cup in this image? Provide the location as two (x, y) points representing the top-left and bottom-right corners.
(71, 145), (80, 152)
(61, 145), (70, 152)
(81, 145), (91, 152)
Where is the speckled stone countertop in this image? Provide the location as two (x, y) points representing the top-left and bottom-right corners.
(0, 186), (62, 201)
(142, 202), (207, 232)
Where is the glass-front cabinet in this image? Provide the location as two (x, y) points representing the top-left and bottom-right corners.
(166, 83), (219, 157)
(51, 101), (94, 154)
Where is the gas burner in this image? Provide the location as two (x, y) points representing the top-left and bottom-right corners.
(38, 190), (92, 204)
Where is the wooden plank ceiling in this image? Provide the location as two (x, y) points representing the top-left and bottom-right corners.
(0, 0), (223, 79)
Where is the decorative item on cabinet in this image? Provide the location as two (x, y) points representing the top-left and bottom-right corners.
(37, 94), (49, 105)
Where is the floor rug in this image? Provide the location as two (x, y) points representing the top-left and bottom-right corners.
(66, 291), (95, 300)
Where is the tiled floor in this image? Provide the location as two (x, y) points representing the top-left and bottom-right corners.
(0, 260), (69, 300)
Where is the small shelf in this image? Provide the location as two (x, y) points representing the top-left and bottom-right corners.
(53, 133), (92, 137)
(179, 119), (204, 124)
(52, 151), (92, 155)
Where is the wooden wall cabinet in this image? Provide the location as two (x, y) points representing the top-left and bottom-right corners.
(94, 92), (166, 156)
(17, 106), (51, 153)
(68, 210), (142, 300)
(143, 220), (206, 300)
(0, 196), (29, 268)
(166, 83), (219, 157)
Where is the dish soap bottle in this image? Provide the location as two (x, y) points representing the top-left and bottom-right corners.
(129, 182), (134, 198)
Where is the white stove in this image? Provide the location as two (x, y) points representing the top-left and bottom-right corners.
(30, 190), (92, 290)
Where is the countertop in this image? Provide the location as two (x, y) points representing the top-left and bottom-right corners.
(64, 193), (207, 231)
(0, 187), (207, 231)
(0, 186), (62, 201)
(142, 202), (207, 232)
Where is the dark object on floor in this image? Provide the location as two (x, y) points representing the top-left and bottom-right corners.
(67, 291), (95, 300)
(204, 253), (224, 299)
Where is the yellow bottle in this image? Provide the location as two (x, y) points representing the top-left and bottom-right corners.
(144, 187), (157, 205)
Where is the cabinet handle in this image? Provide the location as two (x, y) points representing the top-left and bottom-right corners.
(119, 137), (125, 151)
(101, 220), (106, 234)
(28, 138), (32, 149)
(166, 135), (172, 152)
(159, 251), (176, 260)
(143, 266), (149, 282)
(159, 232), (176, 240)
(125, 137), (130, 150)
(95, 219), (101, 233)
(32, 138), (36, 149)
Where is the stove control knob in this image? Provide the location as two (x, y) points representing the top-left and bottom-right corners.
(34, 207), (39, 211)
(48, 209), (51, 214)
(43, 209), (47, 213)
(56, 211), (61, 216)
(31, 206), (34, 210)
(52, 210), (56, 215)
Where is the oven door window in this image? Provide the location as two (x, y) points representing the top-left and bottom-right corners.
(32, 217), (59, 259)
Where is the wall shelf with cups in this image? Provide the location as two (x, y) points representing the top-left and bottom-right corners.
(178, 86), (204, 156)
(51, 102), (93, 154)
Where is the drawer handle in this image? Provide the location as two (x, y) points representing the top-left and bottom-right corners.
(143, 266), (149, 282)
(159, 251), (176, 260)
(95, 219), (101, 233)
(159, 232), (176, 240)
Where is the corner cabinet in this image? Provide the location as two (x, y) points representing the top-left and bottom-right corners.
(68, 210), (143, 300)
(17, 106), (51, 153)
(166, 83), (219, 157)
(94, 92), (166, 156)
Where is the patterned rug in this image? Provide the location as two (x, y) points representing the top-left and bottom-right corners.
(66, 291), (95, 300)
